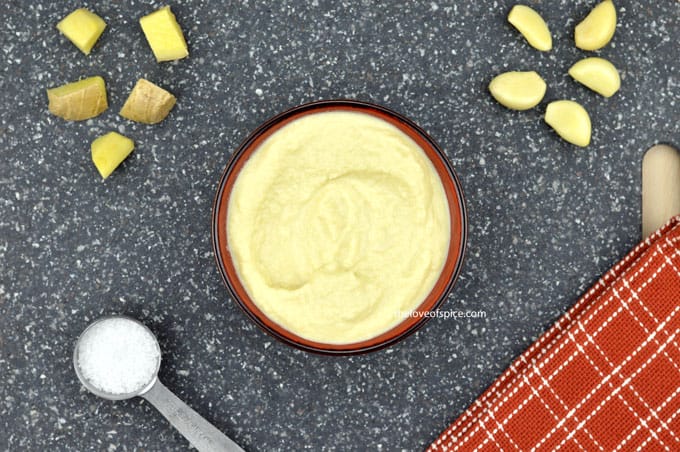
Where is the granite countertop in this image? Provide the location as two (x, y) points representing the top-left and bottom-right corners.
(1, 1), (678, 450)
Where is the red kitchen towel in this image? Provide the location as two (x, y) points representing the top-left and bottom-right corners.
(429, 216), (680, 452)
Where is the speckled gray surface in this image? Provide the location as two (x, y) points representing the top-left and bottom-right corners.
(1, 0), (678, 450)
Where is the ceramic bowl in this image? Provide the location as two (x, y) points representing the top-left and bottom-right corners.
(212, 100), (467, 354)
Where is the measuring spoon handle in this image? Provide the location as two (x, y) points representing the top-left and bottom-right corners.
(142, 379), (244, 452)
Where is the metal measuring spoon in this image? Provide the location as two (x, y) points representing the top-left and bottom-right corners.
(73, 315), (244, 452)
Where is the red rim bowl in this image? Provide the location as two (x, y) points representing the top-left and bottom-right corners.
(212, 100), (467, 355)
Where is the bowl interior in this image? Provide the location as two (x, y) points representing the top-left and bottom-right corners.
(212, 100), (467, 354)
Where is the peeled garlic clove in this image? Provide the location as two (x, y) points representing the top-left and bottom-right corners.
(488, 71), (546, 110)
(545, 100), (591, 147)
(575, 0), (616, 51)
(569, 57), (621, 97)
(508, 5), (552, 51)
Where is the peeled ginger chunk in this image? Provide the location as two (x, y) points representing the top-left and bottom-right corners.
(508, 5), (552, 51)
(569, 57), (621, 97)
(545, 101), (591, 147)
(489, 71), (546, 110)
(139, 6), (189, 62)
(57, 8), (106, 55)
(120, 79), (177, 124)
(91, 132), (135, 179)
(47, 76), (108, 121)
(575, 1), (616, 51)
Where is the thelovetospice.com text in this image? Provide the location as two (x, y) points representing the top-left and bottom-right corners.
(397, 309), (487, 320)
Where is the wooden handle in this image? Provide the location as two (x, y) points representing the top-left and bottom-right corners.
(642, 144), (680, 238)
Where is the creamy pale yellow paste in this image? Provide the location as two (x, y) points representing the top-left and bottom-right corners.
(227, 111), (450, 344)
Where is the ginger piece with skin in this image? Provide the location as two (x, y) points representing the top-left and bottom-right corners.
(119, 79), (176, 124)
(47, 76), (108, 121)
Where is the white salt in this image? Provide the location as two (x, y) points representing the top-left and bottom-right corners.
(77, 318), (160, 395)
